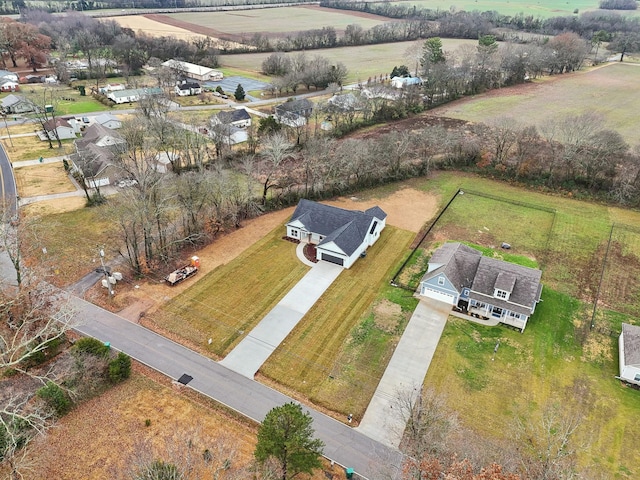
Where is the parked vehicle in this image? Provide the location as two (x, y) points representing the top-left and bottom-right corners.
(165, 256), (200, 285)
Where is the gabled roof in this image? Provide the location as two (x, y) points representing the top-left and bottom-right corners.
(43, 117), (72, 131)
(425, 242), (482, 292)
(1, 94), (28, 107)
(622, 323), (640, 367)
(471, 256), (542, 314)
(327, 93), (359, 110)
(216, 108), (251, 124)
(109, 87), (163, 99)
(95, 113), (120, 125)
(421, 242), (542, 315)
(162, 59), (221, 77)
(276, 98), (313, 114)
(177, 81), (200, 90)
(287, 199), (386, 256)
(76, 123), (123, 149)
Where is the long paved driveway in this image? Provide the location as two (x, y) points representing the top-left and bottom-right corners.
(357, 298), (451, 448)
(72, 295), (402, 479)
(220, 261), (343, 378)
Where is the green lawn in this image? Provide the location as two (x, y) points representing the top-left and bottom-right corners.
(427, 288), (640, 477)
(406, 0), (638, 18)
(152, 227), (310, 357)
(432, 63), (640, 146)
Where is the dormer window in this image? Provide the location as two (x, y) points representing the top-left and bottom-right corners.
(495, 289), (507, 299)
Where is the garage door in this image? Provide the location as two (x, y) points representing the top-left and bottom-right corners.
(321, 253), (344, 266)
(422, 287), (455, 305)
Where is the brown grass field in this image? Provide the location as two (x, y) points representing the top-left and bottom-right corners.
(2, 135), (73, 162)
(13, 162), (76, 198)
(166, 6), (390, 39)
(260, 226), (416, 417)
(104, 14), (209, 40)
(432, 62), (640, 147)
(17, 368), (346, 480)
(220, 38), (478, 83)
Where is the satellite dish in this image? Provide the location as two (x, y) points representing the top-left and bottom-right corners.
(113, 272), (123, 281)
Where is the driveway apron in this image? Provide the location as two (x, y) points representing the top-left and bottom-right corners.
(219, 261), (342, 378)
(357, 298), (451, 448)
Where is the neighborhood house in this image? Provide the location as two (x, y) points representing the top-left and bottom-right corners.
(419, 242), (543, 331)
(175, 81), (202, 96)
(1, 94), (34, 114)
(274, 98), (313, 127)
(39, 117), (79, 141)
(286, 199), (387, 268)
(107, 87), (163, 104)
(71, 123), (126, 188)
(211, 108), (252, 128)
(619, 323), (640, 386)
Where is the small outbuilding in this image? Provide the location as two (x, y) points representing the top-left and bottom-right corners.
(619, 323), (640, 386)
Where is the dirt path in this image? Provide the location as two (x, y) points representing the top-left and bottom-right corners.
(117, 187), (438, 321)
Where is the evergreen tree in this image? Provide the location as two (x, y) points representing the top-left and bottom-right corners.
(254, 403), (324, 480)
(234, 83), (246, 101)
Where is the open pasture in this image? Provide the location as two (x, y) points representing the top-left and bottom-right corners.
(104, 14), (208, 40)
(432, 63), (640, 147)
(406, 0), (603, 17)
(221, 38), (478, 82)
(167, 5), (390, 38)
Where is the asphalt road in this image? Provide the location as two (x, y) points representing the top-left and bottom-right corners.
(0, 142), (17, 218)
(72, 296), (403, 479)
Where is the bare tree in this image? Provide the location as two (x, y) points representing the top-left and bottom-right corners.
(259, 133), (293, 205)
(489, 117), (520, 166)
(513, 401), (583, 480)
(393, 386), (458, 461)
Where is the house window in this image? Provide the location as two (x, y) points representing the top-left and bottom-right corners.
(496, 290), (507, 299)
(369, 221), (378, 235)
(438, 276), (445, 286)
(462, 288), (470, 296)
(492, 306), (503, 317)
(290, 230), (298, 237)
(635, 374), (640, 382)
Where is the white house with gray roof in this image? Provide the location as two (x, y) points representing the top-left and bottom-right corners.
(286, 199), (387, 268)
(419, 242), (543, 331)
(619, 323), (640, 386)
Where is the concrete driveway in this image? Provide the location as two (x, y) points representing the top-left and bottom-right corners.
(219, 261), (342, 379)
(357, 297), (451, 448)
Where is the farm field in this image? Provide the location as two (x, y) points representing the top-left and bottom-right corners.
(167, 5), (390, 37)
(406, 0), (612, 17)
(431, 62), (640, 147)
(221, 38), (478, 82)
(104, 14), (208, 40)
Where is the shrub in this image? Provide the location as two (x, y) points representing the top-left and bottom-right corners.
(21, 337), (65, 368)
(74, 337), (109, 357)
(37, 381), (71, 416)
(108, 352), (132, 383)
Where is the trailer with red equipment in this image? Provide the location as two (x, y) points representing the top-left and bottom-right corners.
(165, 256), (200, 286)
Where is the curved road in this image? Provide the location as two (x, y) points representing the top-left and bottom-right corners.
(72, 296), (403, 479)
(0, 142), (17, 219)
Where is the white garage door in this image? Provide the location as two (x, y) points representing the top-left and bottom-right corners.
(422, 287), (455, 305)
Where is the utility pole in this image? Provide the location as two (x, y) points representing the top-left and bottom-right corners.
(98, 246), (112, 299)
(2, 114), (13, 148)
